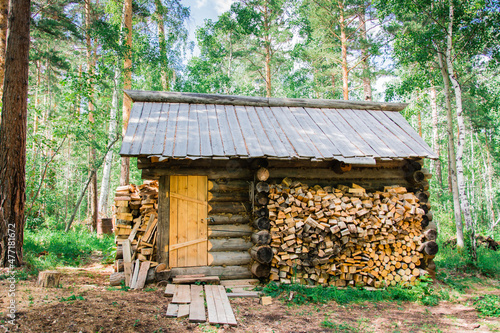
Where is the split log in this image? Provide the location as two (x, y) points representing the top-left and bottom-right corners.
(251, 230), (271, 245)
(37, 271), (61, 288)
(253, 217), (270, 230)
(250, 245), (273, 264)
(251, 262), (271, 278)
(110, 272), (125, 286)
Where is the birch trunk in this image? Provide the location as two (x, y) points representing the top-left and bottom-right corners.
(429, 85), (442, 188)
(437, 50), (464, 248)
(445, 0), (474, 259)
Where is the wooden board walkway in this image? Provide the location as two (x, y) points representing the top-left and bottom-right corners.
(164, 284), (237, 326)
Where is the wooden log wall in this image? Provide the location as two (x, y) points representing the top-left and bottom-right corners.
(206, 178), (253, 279)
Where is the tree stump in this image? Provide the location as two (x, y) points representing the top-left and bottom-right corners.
(37, 270), (61, 288)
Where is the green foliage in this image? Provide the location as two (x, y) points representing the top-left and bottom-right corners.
(435, 243), (500, 277)
(473, 295), (500, 317)
(262, 278), (445, 306)
(321, 320), (358, 332)
(59, 294), (85, 302)
(23, 226), (115, 275)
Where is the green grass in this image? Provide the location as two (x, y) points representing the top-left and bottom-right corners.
(473, 295), (500, 317)
(262, 275), (445, 306)
(22, 225), (115, 275)
(435, 244), (500, 277)
(321, 320), (359, 332)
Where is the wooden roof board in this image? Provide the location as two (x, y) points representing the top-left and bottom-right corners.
(206, 104), (225, 157)
(234, 105), (264, 158)
(150, 103), (169, 155)
(187, 104), (201, 157)
(293, 107), (341, 159)
(140, 102), (163, 155)
(285, 107), (324, 159)
(162, 103), (179, 157)
(258, 106), (297, 158)
(120, 102), (144, 155)
(245, 106), (277, 157)
(172, 103), (190, 158)
(382, 111), (437, 158)
(129, 102), (154, 155)
(197, 104), (213, 157)
(322, 109), (377, 157)
(215, 105), (236, 157)
(305, 108), (364, 158)
(270, 106), (315, 158)
(353, 109), (417, 158)
(225, 105), (248, 157)
(337, 108), (398, 158)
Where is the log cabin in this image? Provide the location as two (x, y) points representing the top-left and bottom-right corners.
(117, 90), (438, 287)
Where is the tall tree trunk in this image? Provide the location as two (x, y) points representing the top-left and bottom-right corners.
(85, 0), (98, 231)
(483, 133), (496, 226)
(339, 1), (348, 100)
(445, 0), (474, 259)
(359, 3), (371, 101)
(120, 0), (132, 186)
(437, 50), (464, 248)
(264, 5), (271, 98)
(429, 85), (443, 189)
(98, 67), (119, 216)
(0, 0), (30, 267)
(0, 0), (7, 100)
(155, 0), (169, 91)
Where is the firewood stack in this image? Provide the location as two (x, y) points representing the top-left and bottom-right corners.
(265, 178), (438, 288)
(113, 180), (161, 284)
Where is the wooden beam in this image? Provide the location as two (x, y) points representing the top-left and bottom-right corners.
(124, 90), (407, 112)
(170, 266), (252, 280)
(157, 176), (170, 265)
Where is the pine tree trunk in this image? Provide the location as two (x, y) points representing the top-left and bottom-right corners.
(429, 85), (442, 189)
(264, 4), (272, 98)
(0, 0), (7, 101)
(155, 0), (169, 91)
(359, 4), (371, 101)
(445, 0), (475, 259)
(98, 67), (119, 216)
(120, 0), (132, 186)
(339, 2), (348, 100)
(0, 0), (30, 267)
(437, 50), (464, 248)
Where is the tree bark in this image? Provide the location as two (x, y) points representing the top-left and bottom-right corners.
(437, 50), (464, 248)
(155, 0), (169, 91)
(120, 0), (132, 186)
(264, 4), (272, 97)
(0, 0), (7, 100)
(429, 85), (442, 189)
(339, 1), (349, 100)
(359, 3), (372, 101)
(445, 0), (475, 259)
(0, 0), (30, 267)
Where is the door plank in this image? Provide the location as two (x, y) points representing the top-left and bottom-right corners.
(198, 176), (208, 266)
(177, 176), (188, 267)
(187, 176), (199, 267)
(169, 176), (179, 268)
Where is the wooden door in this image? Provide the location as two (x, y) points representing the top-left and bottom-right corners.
(169, 175), (208, 268)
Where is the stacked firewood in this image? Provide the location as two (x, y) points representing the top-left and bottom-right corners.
(112, 180), (164, 286)
(266, 180), (437, 288)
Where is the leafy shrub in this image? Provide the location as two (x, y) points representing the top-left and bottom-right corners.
(473, 295), (500, 317)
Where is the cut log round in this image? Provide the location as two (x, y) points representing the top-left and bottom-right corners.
(256, 167), (270, 182)
(251, 230), (271, 245)
(423, 229), (437, 241)
(415, 191), (429, 203)
(250, 245), (273, 264)
(406, 170), (425, 184)
(417, 241), (439, 256)
(256, 192), (269, 205)
(37, 270), (61, 288)
(256, 182), (270, 193)
(110, 272), (125, 286)
(253, 217), (270, 230)
(255, 207), (268, 218)
(251, 262), (271, 278)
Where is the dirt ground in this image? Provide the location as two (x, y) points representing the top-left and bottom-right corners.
(1, 256), (499, 333)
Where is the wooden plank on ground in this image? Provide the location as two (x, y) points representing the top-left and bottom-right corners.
(164, 284), (176, 297)
(172, 284), (191, 304)
(177, 304), (190, 318)
(122, 239), (132, 287)
(189, 285), (206, 323)
(220, 279), (260, 286)
(204, 285), (218, 324)
(166, 303), (179, 317)
(135, 261), (151, 290)
(172, 276), (219, 284)
(218, 285), (237, 326)
(211, 285), (227, 324)
(226, 292), (261, 298)
(130, 259), (140, 289)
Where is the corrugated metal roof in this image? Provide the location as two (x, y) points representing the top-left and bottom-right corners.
(120, 98), (437, 165)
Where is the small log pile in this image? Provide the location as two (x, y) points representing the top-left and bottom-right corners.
(265, 180), (437, 288)
(112, 180), (167, 287)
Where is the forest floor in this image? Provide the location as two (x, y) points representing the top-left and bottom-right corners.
(1, 254), (500, 333)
